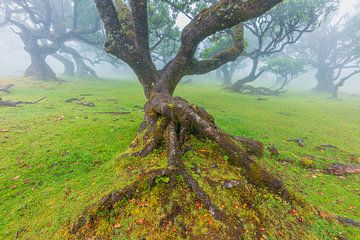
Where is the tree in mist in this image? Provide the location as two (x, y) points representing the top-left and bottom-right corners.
(227, 0), (338, 92)
(0, 0), (101, 80)
(74, 0), (295, 235)
(263, 55), (306, 92)
(51, 52), (76, 76)
(295, 12), (360, 97)
(51, 0), (102, 78)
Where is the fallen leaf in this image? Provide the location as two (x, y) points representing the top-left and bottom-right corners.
(11, 175), (21, 180)
(138, 218), (145, 224)
(277, 230), (285, 237)
(129, 198), (136, 204)
(318, 211), (329, 218)
(195, 201), (202, 209)
(290, 208), (298, 216)
(0, 129), (9, 133)
(55, 115), (65, 121)
(114, 223), (121, 228)
(137, 202), (148, 207)
(10, 185), (17, 189)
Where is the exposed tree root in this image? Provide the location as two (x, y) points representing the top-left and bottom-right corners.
(0, 84), (15, 93)
(317, 209), (360, 229)
(0, 97), (47, 107)
(336, 216), (360, 228)
(236, 85), (287, 96)
(326, 163), (360, 176)
(70, 96), (296, 238)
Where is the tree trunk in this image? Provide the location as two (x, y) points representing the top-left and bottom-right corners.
(72, 78), (294, 235)
(51, 53), (75, 76)
(230, 57), (261, 92)
(24, 52), (56, 80)
(314, 66), (335, 93)
(60, 46), (97, 78)
(73, 1), (294, 236)
(331, 86), (339, 99)
(221, 65), (232, 86)
(130, 81), (289, 199)
(230, 75), (257, 91)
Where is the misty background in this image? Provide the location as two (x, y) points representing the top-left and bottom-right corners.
(0, 0), (359, 94)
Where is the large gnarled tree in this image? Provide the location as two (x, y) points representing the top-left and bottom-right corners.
(73, 0), (292, 235)
(295, 13), (360, 96)
(0, 0), (101, 80)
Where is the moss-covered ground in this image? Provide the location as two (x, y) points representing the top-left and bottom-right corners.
(0, 78), (359, 239)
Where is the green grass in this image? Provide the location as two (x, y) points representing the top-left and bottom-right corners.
(0, 78), (359, 239)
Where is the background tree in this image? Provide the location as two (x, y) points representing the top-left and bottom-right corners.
(76, 0), (296, 235)
(264, 55), (306, 93)
(229, 0), (338, 92)
(0, 0), (101, 80)
(295, 12), (360, 97)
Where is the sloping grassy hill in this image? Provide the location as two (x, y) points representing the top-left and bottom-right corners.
(0, 78), (359, 239)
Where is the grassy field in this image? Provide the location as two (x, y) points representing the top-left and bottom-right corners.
(0, 78), (359, 239)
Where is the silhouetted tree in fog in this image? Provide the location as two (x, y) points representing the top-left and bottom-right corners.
(295, 12), (360, 97)
(0, 0), (101, 79)
(227, 0), (337, 92)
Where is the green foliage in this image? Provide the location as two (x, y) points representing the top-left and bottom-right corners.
(154, 176), (170, 184)
(263, 55), (306, 79)
(148, 0), (181, 64)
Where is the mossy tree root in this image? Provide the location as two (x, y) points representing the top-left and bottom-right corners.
(70, 96), (291, 236)
(131, 96), (290, 199)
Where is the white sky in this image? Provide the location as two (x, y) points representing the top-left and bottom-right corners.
(340, 0), (357, 14)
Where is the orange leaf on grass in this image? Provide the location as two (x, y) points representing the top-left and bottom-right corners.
(11, 176), (21, 180)
(114, 223), (121, 228)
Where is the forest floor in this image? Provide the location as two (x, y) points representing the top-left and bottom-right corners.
(0, 77), (359, 240)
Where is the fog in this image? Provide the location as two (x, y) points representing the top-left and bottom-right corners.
(0, 0), (359, 95)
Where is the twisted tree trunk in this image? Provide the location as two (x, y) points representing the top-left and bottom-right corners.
(71, 0), (288, 236)
(51, 53), (75, 76)
(25, 52), (56, 80)
(132, 86), (288, 197)
(230, 75), (257, 91)
(61, 45), (97, 78)
(231, 57), (264, 92)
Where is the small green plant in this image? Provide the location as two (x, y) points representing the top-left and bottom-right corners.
(154, 176), (170, 184)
